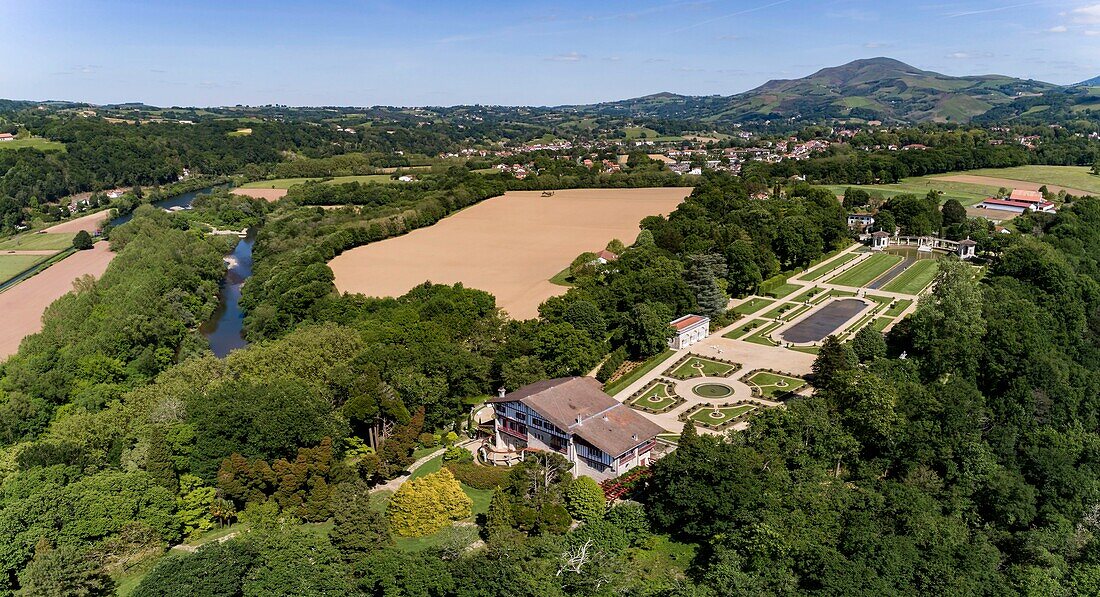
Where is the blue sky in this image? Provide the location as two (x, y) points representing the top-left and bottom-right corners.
(2, 0), (1099, 107)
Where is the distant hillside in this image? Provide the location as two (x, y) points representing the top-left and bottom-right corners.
(569, 57), (1059, 124)
(1076, 75), (1100, 87)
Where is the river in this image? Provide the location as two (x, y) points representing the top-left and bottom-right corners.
(110, 185), (253, 357)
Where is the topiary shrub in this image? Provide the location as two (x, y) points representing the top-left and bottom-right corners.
(442, 446), (472, 464)
(387, 469), (472, 537)
(565, 476), (606, 523)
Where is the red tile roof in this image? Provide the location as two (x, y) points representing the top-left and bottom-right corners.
(1010, 189), (1043, 203)
(670, 314), (706, 331)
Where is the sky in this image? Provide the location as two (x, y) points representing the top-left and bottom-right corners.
(2, 0), (1099, 107)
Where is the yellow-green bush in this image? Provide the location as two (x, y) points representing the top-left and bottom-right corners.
(387, 468), (472, 537)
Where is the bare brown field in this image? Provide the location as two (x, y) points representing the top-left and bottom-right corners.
(966, 207), (1011, 221)
(329, 188), (690, 319)
(935, 175), (1094, 198)
(0, 242), (115, 361)
(43, 210), (111, 234)
(231, 188), (288, 201)
(647, 154), (676, 164)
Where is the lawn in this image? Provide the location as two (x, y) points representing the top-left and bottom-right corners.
(604, 349), (676, 396)
(828, 253), (903, 288)
(810, 288), (857, 304)
(628, 381), (681, 411)
(665, 356), (738, 379)
(743, 321), (783, 346)
(880, 259), (939, 295)
(761, 302), (798, 319)
(0, 254), (50, 283)
(733, 297), (774, 315)
(764, 283), (802, 299)
(687, 404), (754, 426)
(779, 303), (813, 322)
(548, 266), (574, 287)
(884, 298), (914, 317)
(744, 371), (806, 398)
(0, 137), (65, 151)
(724, 318), (768, 339)
(798, 251), (861, 281)
(789, 286), (825, 303)
(871, 317), (892, 332)
(0, 232), (74, 251)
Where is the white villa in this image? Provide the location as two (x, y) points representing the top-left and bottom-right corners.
(488, 377), (664, 481)
(668, 314), (710, 349)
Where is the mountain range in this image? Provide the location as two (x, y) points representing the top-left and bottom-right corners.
(569, 57), (1073, 124)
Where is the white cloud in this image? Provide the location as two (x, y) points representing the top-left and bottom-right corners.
(1072, 3), (1100, 24)
(1085, 29), (1100, 35)
(1048, 25), (1068, 32)
(545, 52), (586, 62)
(864, 41), (890, 48)
(946, 51), (993, 60)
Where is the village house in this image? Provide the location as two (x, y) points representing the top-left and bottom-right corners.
(488, 377), (664, 481)
(588, 249), (618, 266)
(668, 314), (710, 349)
(0, 133), (14, 142)
(847, 213), (875, 230)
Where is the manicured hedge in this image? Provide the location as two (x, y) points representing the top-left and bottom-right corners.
(444, 461), (511, 490)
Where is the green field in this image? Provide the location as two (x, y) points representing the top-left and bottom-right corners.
(733, 297), (774, 315)
(0, 254), (50, 282)
(828, 253), (903, 288)
(798, 251), (861, 281)
(880, 259), (940, 295)
(884, 298), (914, 317)
(0, 233), (75, 251)
(240, 174), (403, 189)
(871, 317), (892, 332)
(665, 356), (738, 380)
(0, 137), (65, 151)
(822, 166), (1100, 208)
(951, 166), (1100, 195)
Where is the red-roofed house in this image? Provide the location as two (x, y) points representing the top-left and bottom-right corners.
(1009, 189), (1044, 204)
(0, 133), (14, 142)
(590, 250), (619, 265)
(669, 314), (710, 349)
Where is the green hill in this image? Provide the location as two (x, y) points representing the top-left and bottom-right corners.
(569, 57), (1059, 124)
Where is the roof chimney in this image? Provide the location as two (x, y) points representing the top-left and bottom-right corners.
(497, 387), (506, 398)
(631, 434), (638, 441)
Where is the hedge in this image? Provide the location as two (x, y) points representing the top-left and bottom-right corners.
(444, 461), (511, 490)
